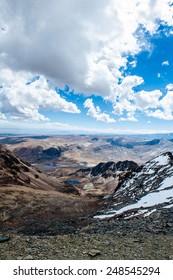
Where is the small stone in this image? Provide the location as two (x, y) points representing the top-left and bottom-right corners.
(24, 255), (34, 260)
(88, 250), (101, 257)
(167, 222), (173, 227)
(0, 237), (10, 243)
(114, 248), (119, 252)
(82, 251), (87, 254)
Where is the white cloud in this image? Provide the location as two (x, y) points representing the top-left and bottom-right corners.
(0, 69), (80, 121)
(135, 90), (162, 109)
(160, 89), (173, 112)
(113, 85), (173, 121)
(146, 109), (173, 120)
(129, 60), (137, 68)
(162, 60), (169, 66)
(166, 84), (173, 91)
(0, 0), (172, 101)
(112, 75), (144, 119)
(157, 73), (161, 78)
(84, 98), (116, 123)
(144, 86), (173, 120)
(115, 75), (144, 98)
(0, 0), (173, 123)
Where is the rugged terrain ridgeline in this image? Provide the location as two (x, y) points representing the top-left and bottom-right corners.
(0, 144), (98, 232)
(70, 160), (139, 197)
(95, 152), (173, 221)
(78, 160), (138, 178)
(0, 144), (77, 193)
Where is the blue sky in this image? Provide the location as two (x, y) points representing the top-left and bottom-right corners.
(1, 0), (173, 134)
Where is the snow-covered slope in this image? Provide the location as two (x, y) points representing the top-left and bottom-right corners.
(95, 152), (173, 219)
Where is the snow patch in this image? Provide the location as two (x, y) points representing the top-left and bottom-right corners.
(152, 154), (169, 166)
(124, 209), (148, 219)
(94, 213), (116, 219)
(144, 209), (156, 217)
(144, 169), (155, 175)
(95, 188), (173, 219)
(163, 204), (173, 209)
(158, 175), (173, 191)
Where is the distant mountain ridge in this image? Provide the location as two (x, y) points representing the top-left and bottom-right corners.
(1, 134), (173, 166)
(106, 137), (161, 148)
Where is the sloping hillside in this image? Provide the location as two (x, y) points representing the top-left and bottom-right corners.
(95, 152), (173, 219)
(0, 144), (98, 231)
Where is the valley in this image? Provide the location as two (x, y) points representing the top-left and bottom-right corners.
(0, 134), (173, 259)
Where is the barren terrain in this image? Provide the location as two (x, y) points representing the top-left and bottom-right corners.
(0, 135), (173, 260)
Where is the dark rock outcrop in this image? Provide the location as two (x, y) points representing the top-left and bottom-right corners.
(90, 160), (139, 178)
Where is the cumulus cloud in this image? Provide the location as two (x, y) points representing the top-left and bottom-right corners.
(112, 75), (144, 120)
(113, 84), (173, 121)
(0, 1), (173, 97)
(159, 88), (173, 115)
(166, 84), (173, 91)
(135, 90), (162, 109)
(146, 109), (173, 120)
(162, 60), (169, 66)
(0, 0), (173, 123)
(144, 85), (173, 120)
(0, 69), (80, 121)
(84, 98), (116, 123)
(115, 75), (144, 99)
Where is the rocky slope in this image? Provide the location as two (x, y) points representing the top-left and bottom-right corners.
(13, 146), (66, 164)
(79, 160), (138, 178)
(0, 144), (77, 193)
(68, 160), (139, 197)
(95, 152), (173, 220)
(0, 144), (98, 230)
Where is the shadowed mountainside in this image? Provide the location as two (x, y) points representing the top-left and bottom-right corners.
(0, 144), (98, 232)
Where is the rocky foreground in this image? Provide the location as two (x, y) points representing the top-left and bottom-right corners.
(0, 231), (173, 260)
(0, 210), (173, 260)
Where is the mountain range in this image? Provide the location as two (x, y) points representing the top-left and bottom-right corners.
(0, 136), (173, 235)
(1, 134), (173, 167)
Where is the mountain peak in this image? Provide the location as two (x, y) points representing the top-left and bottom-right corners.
(148, 152), (173, 166)
(90, 160), (138, 178)
(95, 151), (173, 220)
